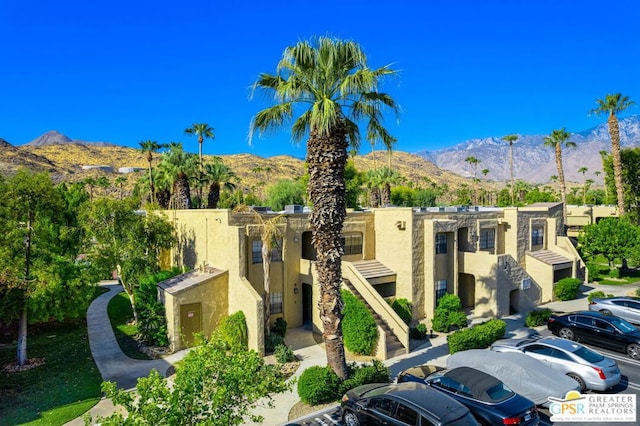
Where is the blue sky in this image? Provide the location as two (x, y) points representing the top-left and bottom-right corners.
(1, 1), (639, 158)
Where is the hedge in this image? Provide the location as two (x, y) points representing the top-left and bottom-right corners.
(391, 298), (413, 325)
(554, 277), (582, 301)
(587, 291), (614, 303)
(341, 290), (378, 355)
(214, 311), (248, 349)
(447, 319), (506, 354)
(525, 308), (552, 327)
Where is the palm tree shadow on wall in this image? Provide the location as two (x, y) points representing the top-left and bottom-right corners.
(174, 224), (197, 270)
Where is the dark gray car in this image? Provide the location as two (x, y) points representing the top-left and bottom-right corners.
(589, 296), (640, 324)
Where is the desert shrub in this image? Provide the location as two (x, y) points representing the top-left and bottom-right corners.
(341, 290), (378, 355)
(274, 344), (296, 363)
(265, 332), (285, 353)
(432, 294), (468, 333)
(409, 323), (428, 340)
(447, 319), (506, 354)
(271, 317), (288, 337)
(391, 298), (413, 325)
(297, 366), (341, 405)
(554, 278), (582, 301)
(525, 308), (553, 327)
(214, 311), (248, 349)
(587, 291), (615, 303)
(134, 267), (182, 346)
(339, 360), (391, 394)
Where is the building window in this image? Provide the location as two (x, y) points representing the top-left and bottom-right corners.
(341, 233), (363, 255)
(479, 229), (495, 250)
(435, 280), (447, 304)
(251, 239), (283, 264)
(435, 233), (447, 254)
(532, 228), (544, 246)
(270, 292), (283, 314)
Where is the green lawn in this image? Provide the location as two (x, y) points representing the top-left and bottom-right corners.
(107, 292), (151, 360)
(0, 319), (102, 425)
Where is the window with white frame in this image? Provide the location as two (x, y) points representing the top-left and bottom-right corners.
(479, 229), (495, 250)
(435, 280), (447, 304)
(531, 227), (544, 246)
(270, 292), (283, 314)
(435, 233), (447, 254)
(251, 239), (283, 264)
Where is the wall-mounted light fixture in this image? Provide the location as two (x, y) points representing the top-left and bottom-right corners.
(293, 283), (299, 294)
(395, 221), (406, 230)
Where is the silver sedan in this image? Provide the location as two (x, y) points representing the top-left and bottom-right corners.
(490, 336), (620, 391)
(589, 296), (640, 324)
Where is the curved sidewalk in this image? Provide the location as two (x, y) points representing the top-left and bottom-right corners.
(65, 281), (188, 425)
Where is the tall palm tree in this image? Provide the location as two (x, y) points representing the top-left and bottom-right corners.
(203, 159), (237, 208)
(139, 140), (164, 204)
(157, 143), (198, 209)
(250, 37), (398, 379)
(543, 128), (576, 226)
(114, 176), (127, 200)
(501, 134), (519, 205)
(184, 123), (215, 164)
(578, 167), (588, 205)
(590, 93), (635, 215)
(465, 156), (480, 204)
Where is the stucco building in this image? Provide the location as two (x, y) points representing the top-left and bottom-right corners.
(158, 202), (586, 359)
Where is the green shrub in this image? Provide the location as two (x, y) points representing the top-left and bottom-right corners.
(431, 294), (468, 333)
(339, 360), (391, 394)
(265, 333), (285, 353)
(341, 290), (378, 355)
(134, 268), (182, 346)
(391, 298), (413, 325)
(274, 344), (296, 363)
(586, 261), (600, 282)
(409, 323), (427, 340)
(297, 366), (341, 405)
(587, 291), (614, 303)
(554, 278), (582, 301)
(447, 319), (506, 354)
(636, 287), (640, 297)
(609, 268), (620, 278)
(270, 317), (288, 337)
(214, 311), (248, 349)
(525, 308), (553, 327)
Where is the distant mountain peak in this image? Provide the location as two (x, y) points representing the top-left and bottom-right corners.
(23, 131), (117, 148)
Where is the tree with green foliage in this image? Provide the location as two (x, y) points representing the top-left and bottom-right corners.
(185, 123), (215, 164)
(93, 335), (289, 425)
(0, 171), (92, 365)
(602, 147), (640, 221)
(157, 143), (198, 209)
(139, 140), (165, 204)
(203, 158), (237, 208)
(502, 134), (519, 205)
(590, 93), (635, 215)
(250, 37), (398, 379)
(265, 179), (305, 211)
(579, 217), (640, 268)
(543, 128), (576, 226)
(81, 198), (174, 323)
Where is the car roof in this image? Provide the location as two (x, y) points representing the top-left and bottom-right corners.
(598, 296), (640, 302)
(536, 336), (583, 352)
(560, 310), (607, 318)
(443, 367), (507, 400)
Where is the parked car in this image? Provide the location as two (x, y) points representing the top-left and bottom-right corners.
(341, 382), (480, 426)
(396, 365), (539, 426)
(589, 296), (640, 324)
(547, 310), (640, 359)
(447, 349), (580, 407)
(490, 336), (620, 391)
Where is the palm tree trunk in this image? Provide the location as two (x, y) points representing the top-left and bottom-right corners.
(509, 142), (515, 205)
(608, 115), (626, 215)
(556, 145), (568, 228)
(262, 242), (271, 336)
(174, 173), (191, 209)
(382, 183), (391, 206)
(307, 127), (348, 380)
(207, 183), (221, 209)
(148, 161), (155, 204)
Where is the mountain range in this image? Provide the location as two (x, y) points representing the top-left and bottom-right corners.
(419, 115), (640, 184)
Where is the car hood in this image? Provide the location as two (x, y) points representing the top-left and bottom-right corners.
(447, 350), (580, 406)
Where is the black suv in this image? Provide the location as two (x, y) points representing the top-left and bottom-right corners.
(547, 310), (640, 359)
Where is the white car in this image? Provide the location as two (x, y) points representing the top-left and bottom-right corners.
(490, 336), (620, 391)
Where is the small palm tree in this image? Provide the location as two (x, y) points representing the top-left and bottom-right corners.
(114, 176), (127, 200)
(157, 143), (198, 209)
(203, 159), (237, 208)
(590, 93), (635, 215)
(139, 140), (165, 203)
(250, 37), (398, 379)
(543, 128), (577, 226)
(502, 134), (519, 205)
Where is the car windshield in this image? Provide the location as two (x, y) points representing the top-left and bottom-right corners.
(571, 345), (605, 363)
(609, 317), (637, 333)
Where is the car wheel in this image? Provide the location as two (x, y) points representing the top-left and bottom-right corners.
(626, 343), (640, 360)
(343, 409), (360, 426)
(567, 373), (586, 391)
(600, 309), (612, 316)
(559, 328), (575, 340)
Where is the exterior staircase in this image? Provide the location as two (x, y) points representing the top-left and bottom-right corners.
(342, 278), (406, 359)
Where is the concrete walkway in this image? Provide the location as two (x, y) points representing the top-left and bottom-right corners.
(65, 281), (189, 426)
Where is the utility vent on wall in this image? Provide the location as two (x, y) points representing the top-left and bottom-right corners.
(521, 278), (531, 290)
